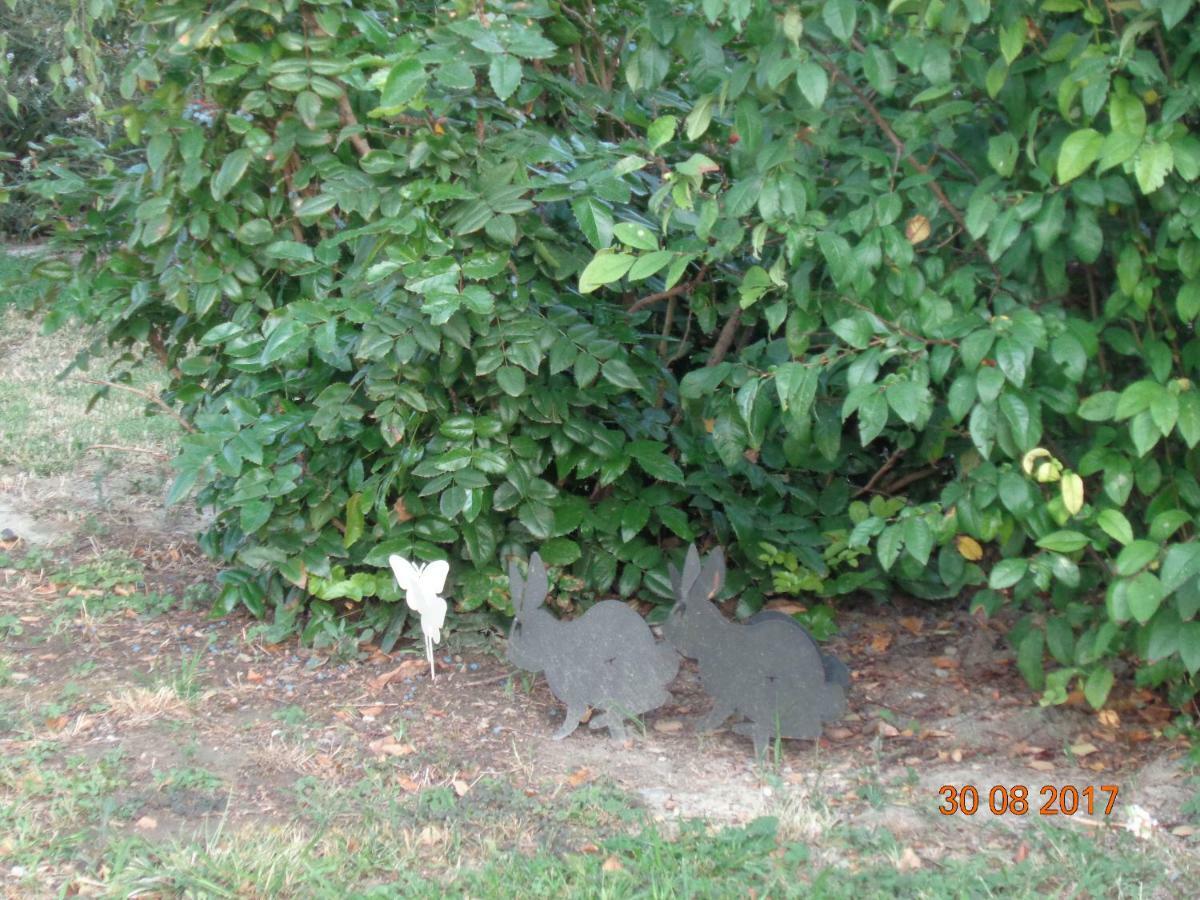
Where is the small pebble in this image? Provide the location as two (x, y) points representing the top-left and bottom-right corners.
(468, 662), (479, 671)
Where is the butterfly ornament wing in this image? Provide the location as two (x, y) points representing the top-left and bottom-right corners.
(388, 556), (449, 637)
(416, 560), (449, 638)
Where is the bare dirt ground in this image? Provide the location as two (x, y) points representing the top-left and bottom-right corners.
(1, 289), (1198, 895)
(2, 458), (1197, 866)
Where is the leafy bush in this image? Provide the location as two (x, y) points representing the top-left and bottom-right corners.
(28, 0), (1200, 708)
(0, 0), (130, 236)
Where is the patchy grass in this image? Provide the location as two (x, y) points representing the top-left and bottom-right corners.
(0, 249), (178, 476)
(2, 257), (1198, 897)
(0, 736), (1181, 898)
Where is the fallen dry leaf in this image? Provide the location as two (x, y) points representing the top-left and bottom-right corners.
(825, 727), (854, 740)
(877, 721), (900, 738)
(869, 633), (893, 653)
(1027, 759), (1055, 772)
(359, 706), (384, 718)
(896, 846), (922, 871)
(932, 656), (960, 669)
(566, 767), (593, 788)
(45, 716), (67, 731)
(370, 658), (427, 691)
(764, 601), (806, 615)
(601, 855), (624, 873)
(1013, 842), (1029, 863)
(579, 842), (601, 854)
(1098, 709), (1120, 728)
(135, 816), (158, 831)
(397, 775), (421, 793)
(453, 779), (470, 797)
(367, 738), (414, 757)
(246, 670), (264, 684)
(654, 719), (683, 733)
(899, 616), (924, 635)
(1069, 741), (1099, 757)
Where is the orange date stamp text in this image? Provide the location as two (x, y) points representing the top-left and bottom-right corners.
(938, 784), (1119, 817)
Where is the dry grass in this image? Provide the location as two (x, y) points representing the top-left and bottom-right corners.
(103, 686), (191, 725)
(247, 734), (324, 775)
(772, 783), (840, 843)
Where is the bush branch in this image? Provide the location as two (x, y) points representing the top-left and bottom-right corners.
(78, 378), (195, 433)
(627, 265), (709, 314)
(336, 92), (373, 159)
(818, 56), (974, 247)
(706, 308), (742, 367)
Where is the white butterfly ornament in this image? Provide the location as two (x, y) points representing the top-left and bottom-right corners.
(388, 555), (450, 681)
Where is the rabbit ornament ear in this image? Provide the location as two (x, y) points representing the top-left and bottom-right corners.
(695, 546), (725, 602)
(678, 544), (703, 599)
(525, 552), (549, 610)
(508, 558), (526, 614)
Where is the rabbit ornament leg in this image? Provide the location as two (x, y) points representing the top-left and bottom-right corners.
(588, 711), (629, 741)
(732, 722), (772, 759)
(553, 701), (588, 741)
(698, 699), (736, 732)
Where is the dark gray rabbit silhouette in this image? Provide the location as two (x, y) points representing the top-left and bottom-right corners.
(662, 544), (848, 757)
(507, 551), (680, 741)
(748, 611), (851, 689)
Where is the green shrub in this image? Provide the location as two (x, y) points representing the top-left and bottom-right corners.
(27, 0), (1200, 708)
(0, 0), (130, 236)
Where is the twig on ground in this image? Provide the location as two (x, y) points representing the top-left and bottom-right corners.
(464, 672), (515, 688)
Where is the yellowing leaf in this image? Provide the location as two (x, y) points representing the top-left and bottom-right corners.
(1060, 471), (1085, 515)
(905, 214), (931, 244)
(955, 534), (984, 561)
(1021, 447), (1052, 475)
